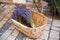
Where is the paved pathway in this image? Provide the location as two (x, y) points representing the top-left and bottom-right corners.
(0, 4), (60, 40)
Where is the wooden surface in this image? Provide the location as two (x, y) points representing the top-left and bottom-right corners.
(0, 0), (36, 7)
(0, 0), (45, 7)
(0, 4), (60, 40)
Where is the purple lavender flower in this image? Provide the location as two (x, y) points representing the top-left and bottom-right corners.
(11, 10), (17, 20)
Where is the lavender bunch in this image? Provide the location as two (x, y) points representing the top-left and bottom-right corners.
(12, 4), (36, 28)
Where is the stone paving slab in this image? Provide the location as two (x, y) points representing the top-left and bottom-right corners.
(49, 30), (59, 40)
(40, 30), (49, 40)
(44, 23), (51, 31)
(52, 19), (60, 26)
(51, 25), (60, 31)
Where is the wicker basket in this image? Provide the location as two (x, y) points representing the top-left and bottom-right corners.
(11, 10), (47, 39)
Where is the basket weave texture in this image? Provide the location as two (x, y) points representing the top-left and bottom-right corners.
(11, 10), (47, 39)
